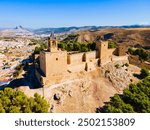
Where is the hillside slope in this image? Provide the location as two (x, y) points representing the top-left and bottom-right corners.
(65, 28), (150, 48)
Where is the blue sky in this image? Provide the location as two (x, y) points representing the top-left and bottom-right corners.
(0, 0), (150, 28)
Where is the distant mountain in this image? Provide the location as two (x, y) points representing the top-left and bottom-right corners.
(0, 25), (150, 37)
(33, 26), (98, 34)
(15, 25), (24, 30)
(33, 25), (150, 35)
(0, 26), (34, 37)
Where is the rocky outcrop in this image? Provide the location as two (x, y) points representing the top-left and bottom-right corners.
(101, 60), (140, 92)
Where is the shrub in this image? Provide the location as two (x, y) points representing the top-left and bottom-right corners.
(0, 88), (49, 113)
(108, 41), (116, 48)
(140, 68), (150, 79)
(13, 64), (24, 78)
(128, 48), (149, 61)
(115, 64), (120, 69)
(124, 63), (129, 67)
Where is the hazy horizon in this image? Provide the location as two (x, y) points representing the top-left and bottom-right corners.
(0, 0), (150, 28)
(1, 24), (150, 30)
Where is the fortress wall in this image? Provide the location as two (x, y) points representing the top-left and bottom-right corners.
(100, 49), (115, 66)
(85, 51), (96, 62)
(68, 52), (85, 65)
(67, 62), (86, 73)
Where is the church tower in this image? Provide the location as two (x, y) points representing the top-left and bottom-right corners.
(48, 33), (58, 52)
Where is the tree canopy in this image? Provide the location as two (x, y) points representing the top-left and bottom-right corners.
(128, 48), (150, 61)
(33, 39), (48, 54)
(108, 41), (116, 48)
(58, 41), (96, 52)
(96, 76), (150, 113)
(140, 68), (150, 79)
(0, 88), (49, 113)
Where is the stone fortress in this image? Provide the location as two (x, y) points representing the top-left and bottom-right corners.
(35, 33), (127, 86)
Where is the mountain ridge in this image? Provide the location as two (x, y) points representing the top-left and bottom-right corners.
(0, 25), (150, 37)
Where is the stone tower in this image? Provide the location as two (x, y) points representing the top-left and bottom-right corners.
(99, 41), (109, 60)
(96, 40), (113, 66)
(39, 33), (67, 78)
(96, 40), (109, 59)
(48, 33), (58, 52)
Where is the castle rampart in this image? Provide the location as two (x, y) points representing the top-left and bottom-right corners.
(35, 34), (127, 86)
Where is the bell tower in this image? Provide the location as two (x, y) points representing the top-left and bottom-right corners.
(48, 33), (58, 52)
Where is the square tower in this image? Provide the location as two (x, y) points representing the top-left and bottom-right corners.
(96, 40), (113, 66)
(99, 41), (109, 60)
(39, 33), (67, 77)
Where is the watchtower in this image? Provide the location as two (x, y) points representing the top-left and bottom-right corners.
(96, 40), (109, 59)
(99, 41), (109, 60)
